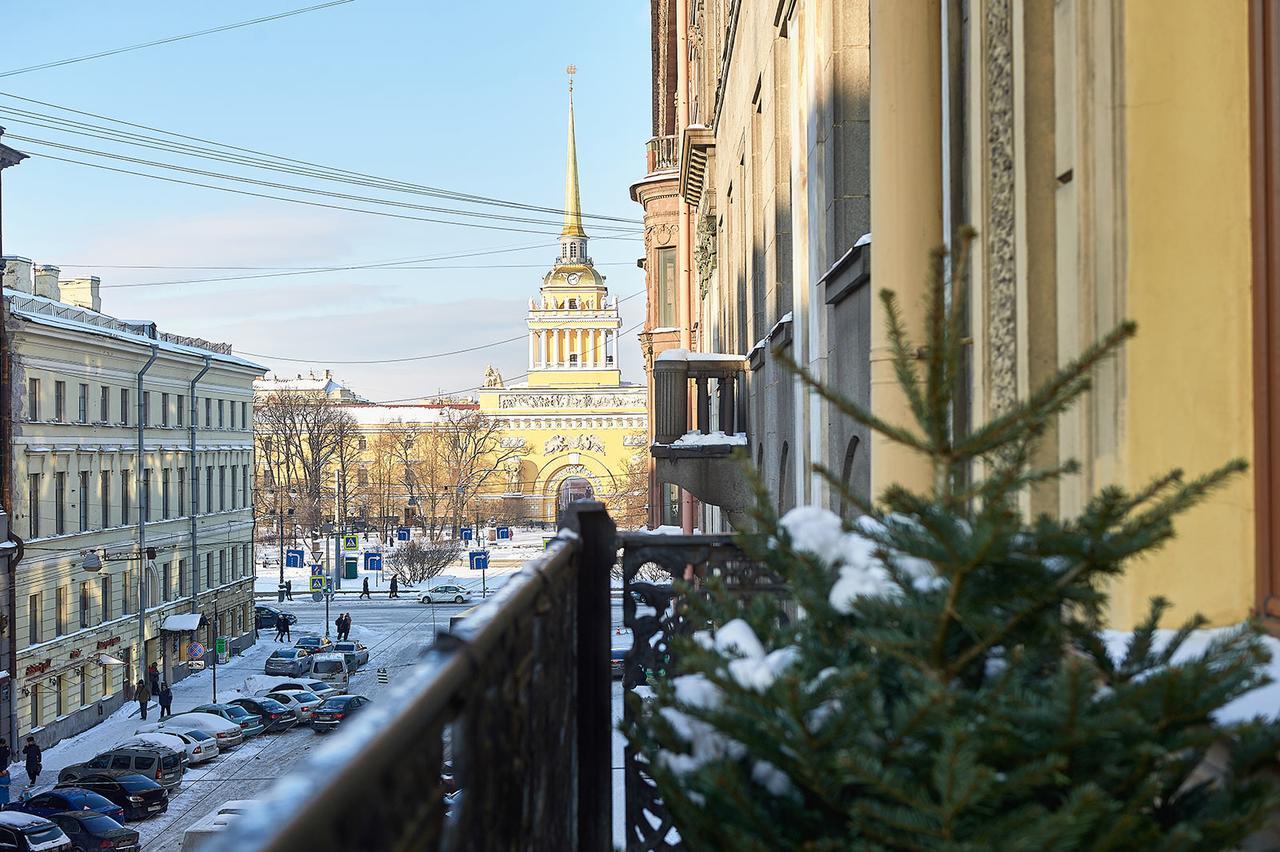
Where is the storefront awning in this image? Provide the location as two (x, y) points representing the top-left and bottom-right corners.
(161, 614), (207, 632)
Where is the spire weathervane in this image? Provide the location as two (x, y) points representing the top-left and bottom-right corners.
(566, 63), (576, 93)
(561, 63), (586, 240)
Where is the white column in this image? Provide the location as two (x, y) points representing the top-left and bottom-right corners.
(552, 330), (560, 367)
(529, 331), (536, 369)
(587, 329), (596, 367)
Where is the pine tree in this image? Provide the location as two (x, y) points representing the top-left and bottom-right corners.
(624, 232), (1280, 850)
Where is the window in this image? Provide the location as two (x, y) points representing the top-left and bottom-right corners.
(120, 389), (129, 426)
(27, 378), (39, 421)
(56, 675), (64, 718)
(219, 466), (226, 511)
(205, 553), (213, 590)
(206, 466), (214, 512)
(27, 473), (40, 538)
(100, 575), (112, 622)
(568, 298), (578, 309)
(99, 386), (109, 423)
(204, 397), (212, 427)
(121, 470), (131, 525)
(218, 399), (225, 428)
(30, 684), (40, 729)
(657, 246), (677, 327)
(220, 550), (227, 586)
(231, 547), (238, 579)
(121, 570), (131, 615)
(241, 466), (249, 509)
(358, 435), (367, 451)
(162, 469), (171, 519)
(178, 468), (186, 517)
(192, 467), (199, 514)
(77, 383), (88, 423)
(80, 669), (87, 707)
(161, 392), (169, 427)
(178, 558), (187, 597)
(54, 472), (66, 535)
(101, 660), (110, 697)
(240, 401), (247, 428)
(55, 586), (67, 637)
(28, 593), (40, 645)
(142, 391), (150, 426)
(243, 544), (252, 578)
(99, 472), (111, 528)
(79, 471), (89, 531)
(162, 561), (171, 601)
(176, 394), (185, 426)
(358, 468), (369, 487)
(54, 381), (66, 422)
(142, 469), (151, 522)
(79, 582), (90, 629)
(229, 400), (236, 430)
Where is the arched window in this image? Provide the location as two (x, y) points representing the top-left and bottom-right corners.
(839, 436), (861, 520)
(569, 242), (578, 259)
(568, 298), (578, 309)
(777, 442), (790, 515)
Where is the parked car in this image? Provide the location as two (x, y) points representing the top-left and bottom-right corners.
(128, 730), (217, 765)
(263, 648), (313, 678)
(331, 641), (369, 667)
(419, 585), (472, 604)
(55, 774), (167, 822)
(178, 801), (253, 852)
(263, 691), (322, 723)
(293, 636), (332, 655)
(227, 698), (296, 733)
(137, 713), (242, 750)
(190, 704), (265, 738)
(307, 654), (350, 692)
(255, 606), (296, 629)
(116, 733), (203, 768)
(311, 694), (372, 733)
(255, 680), (338, 701)
(4, 787), (124, 823)
(58, 746), (183, 792)
(0, 812), (72, 851)
(48, 811), (138, 852)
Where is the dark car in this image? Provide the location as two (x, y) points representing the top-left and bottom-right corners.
(255, 605), (296, 629)
(311, 694), (371, 733)
(55, 774), (166, 822)
(228, 697), (296, 733)
(57, 746), (183, 792)
(0, 812), (72, 851)
(49, 811), (138, 852)
(5, 787), (125, 823)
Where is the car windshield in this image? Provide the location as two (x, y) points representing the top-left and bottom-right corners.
(286, 691), (319, 702)
(24, 824), (66, 844)
(183, 730), (212, 742)
(223, 706), (250, 719)
(74, 813), (121, 833)
(272, 650), (300, 659)
(260, 699), (288, 712)
(313, 661), (343, 674)
(334, 643), (353, 650)
(317, 697), (352, 711)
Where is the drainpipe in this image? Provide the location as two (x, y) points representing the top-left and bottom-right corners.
(136, 345), (158, 691)
(188, 356), (211, 616)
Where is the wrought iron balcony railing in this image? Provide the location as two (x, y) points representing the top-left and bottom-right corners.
(207, 502), (616, 852)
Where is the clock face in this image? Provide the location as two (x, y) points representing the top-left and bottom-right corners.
(567, 272), (580, 285)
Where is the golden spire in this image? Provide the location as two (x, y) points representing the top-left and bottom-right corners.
(562, 64), (586, 238)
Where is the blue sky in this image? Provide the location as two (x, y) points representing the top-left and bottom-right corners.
(1, 0), (652, 401)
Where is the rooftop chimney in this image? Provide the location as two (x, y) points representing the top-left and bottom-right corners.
(33, 264), (59, 300)
(1, 256), (33, 294)
(59, 276), (101, 312)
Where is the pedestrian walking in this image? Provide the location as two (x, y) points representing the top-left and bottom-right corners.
(342, 613), (353, 640)
(136, 680), (151, 720)
(147, 661), (161, 696)
(22, 738), (40, 786)
(360, 577), (371, 600)
(285, 579), (293, 601)
(281, 613), (291, 642)
(334, 614), (344, 641)
(158, 682), (173, 718)
(389, 576), (399, 599)
(0, 737), (11, 772)
(275, 613), (287, 642)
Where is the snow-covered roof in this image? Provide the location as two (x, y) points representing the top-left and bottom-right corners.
(162, 614), (205, 631)
(342, 403), (477, 426)
(669, 430), (748, 447)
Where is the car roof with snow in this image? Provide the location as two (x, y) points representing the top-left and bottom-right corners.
(311, 652), (347, 662)
(0, 811), (57, 829)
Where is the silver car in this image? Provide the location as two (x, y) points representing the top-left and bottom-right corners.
(331, 641), (369, 668)
(264, 648), (313, 677)
(265, 690), (323, 723)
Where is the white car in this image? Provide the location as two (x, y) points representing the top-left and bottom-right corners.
(138, 711), (244, 749)
(256, 679), (340, 701)
(119, 731), (208, 767)
(264, 690), (323, 723)
(127, 729), (219, 765)
(420, 584), (473, 604)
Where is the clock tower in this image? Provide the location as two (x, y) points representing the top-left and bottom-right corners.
(524, 68), (623, 388)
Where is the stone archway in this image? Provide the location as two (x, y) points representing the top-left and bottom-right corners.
(557, 476), (595, 514)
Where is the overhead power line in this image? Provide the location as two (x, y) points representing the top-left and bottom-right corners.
(0, 91), (642, 225)
(22, 149), (644, 239)
(0, 1), (359, 79)
(240, 291), (644, 364)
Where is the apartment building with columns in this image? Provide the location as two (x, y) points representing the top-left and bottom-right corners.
(2, 256), (261, 747)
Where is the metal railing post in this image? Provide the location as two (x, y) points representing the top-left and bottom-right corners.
(566, 500), (615, 850)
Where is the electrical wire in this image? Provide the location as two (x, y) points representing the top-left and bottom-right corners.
(0, 91), (642, 225)
(240, 291), (644, 364)
(0, 1), (359, 79)
(6, 135), (640, 233)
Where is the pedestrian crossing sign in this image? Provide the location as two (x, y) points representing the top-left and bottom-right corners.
(342, 534), (359, 551)
(309, 576), (325, 591)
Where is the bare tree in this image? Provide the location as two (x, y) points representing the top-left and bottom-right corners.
(608, 441), (650, 531)
(386, 538), (461, 585)
(435, 410), (525, 535)
(384, 420), (451, 541)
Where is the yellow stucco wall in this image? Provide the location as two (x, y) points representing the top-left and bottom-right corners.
(1111, 0), (1255, 627)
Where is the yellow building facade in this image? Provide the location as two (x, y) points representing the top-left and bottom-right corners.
(477, 81), (647, 524)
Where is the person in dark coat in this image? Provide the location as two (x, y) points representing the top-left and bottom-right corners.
(284, 579), (293, 601)
(389, 576), (399, 599)
(158, 682), (173, 718)
(135, 680), (151, 720)
(342, 613), (352, 640)
(359, 577), (371, 600)
(334, 614), (344, 641)
(275, 612), (290, 642)
(0, 737), (11, 771)
(22, 738), (40, 786)
(147, 662), (161, 696)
